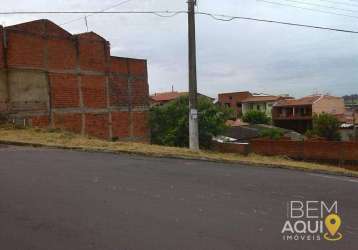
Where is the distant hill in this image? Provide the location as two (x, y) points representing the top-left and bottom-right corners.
(343, 94), (358, 104)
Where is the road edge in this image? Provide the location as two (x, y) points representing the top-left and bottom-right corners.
(0, 139), (357, 179)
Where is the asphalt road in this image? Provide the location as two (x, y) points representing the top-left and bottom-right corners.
(0, 145), (357, 250)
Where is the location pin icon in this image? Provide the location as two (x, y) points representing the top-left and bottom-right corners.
(325, 214), (341, 237)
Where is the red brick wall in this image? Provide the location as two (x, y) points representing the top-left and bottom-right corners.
(342, 142), (358, 161)
(110, 57), (128, 74)
(9, 20), (46, 35)
(78, 34), (107, 72)
(0, 26), (5, 112)
(132, 111), (150, 138)
(54, 113), (82, 134)
(50, 73), (79, 108)
(249, 140), (303, 158)
(218, 92), (252, 116)
(128, 59), (146, 76)
(302, 141), (342, 161)
(111, 112), (130, 138)
(81, 75), (107, 109)
(48, 39), (76, 70)
(85, 113), (109, 139)
(7, 32), (45, 69)
(45, 21), (72, 38)
(30, 115), (50, 128)
(212, 142), (250, 155)
(0, 26), (4, 69)
(215, 140), (358, 164)
(250, 139), (358, 163)
(2, 19), (150, 142)
(131, 78), (149, 106)
(109, 75), (128, 106)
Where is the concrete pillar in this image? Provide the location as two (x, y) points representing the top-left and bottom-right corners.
(75, 37), (85, 135)
(2, 27), (10, 113)
(43, 21), (53, 127)
(128, 76), (133, 138)
(104, 41), (112, 139)
(242, 103), (247, 115)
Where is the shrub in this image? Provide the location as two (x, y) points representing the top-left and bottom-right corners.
(308, 113), (341, 141)
(242, 110), (271, 124)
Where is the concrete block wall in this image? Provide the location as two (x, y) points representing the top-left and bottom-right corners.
(0, 19), (150, 142)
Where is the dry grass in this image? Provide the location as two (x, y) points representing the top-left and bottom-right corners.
(0, 126), (357, 177)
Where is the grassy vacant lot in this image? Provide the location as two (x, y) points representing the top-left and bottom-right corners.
(0, 126), (357, 177)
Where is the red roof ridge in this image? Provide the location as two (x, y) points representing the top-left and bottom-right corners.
(241, 95), (280, 103)
(150, 91), (186, 102)
(218, 91), (251, 95)
(273, 94), (331, 107)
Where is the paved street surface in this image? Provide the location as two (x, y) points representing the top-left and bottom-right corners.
(0, 145), (357, 250)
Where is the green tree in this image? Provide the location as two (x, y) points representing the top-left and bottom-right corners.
(242, 110), (270, 124)
(150, 96), (233, 149)
(307, 113), (341, 141)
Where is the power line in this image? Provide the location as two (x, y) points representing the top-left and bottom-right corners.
(151, 12), (186, 18)
(60, 0), (133, 26)
(259, 0), (358, 19)
(0, 10), (188, 21)
(196, 12), (358, 33)
(0, 11), (187, 15)
(318, 0), (358, 7)
(2, 10), (358, 34)
(269, 0), (358, 13)
(6, 5), (358, 21)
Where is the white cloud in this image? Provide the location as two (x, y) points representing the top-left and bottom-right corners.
(1, 0), (357, 98)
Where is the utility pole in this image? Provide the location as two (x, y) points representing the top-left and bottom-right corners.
(188, 0), (199, 150)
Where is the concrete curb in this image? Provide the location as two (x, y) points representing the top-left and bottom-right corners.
(0, 140), (357, 179)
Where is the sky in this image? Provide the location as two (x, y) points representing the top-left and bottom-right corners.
(1, 0), (358, 98)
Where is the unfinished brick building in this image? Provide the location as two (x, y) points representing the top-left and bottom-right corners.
(0, 19), (150, 142)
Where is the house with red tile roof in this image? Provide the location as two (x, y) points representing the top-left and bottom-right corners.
(272, 94), (346, 133)
(150, 91), (214, 106)
(241, 94), (291, 117)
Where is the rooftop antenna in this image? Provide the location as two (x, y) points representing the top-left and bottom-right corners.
(84, 16), (89, 32)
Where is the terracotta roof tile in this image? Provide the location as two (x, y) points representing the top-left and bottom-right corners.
(150, 92), (187, 102)
(274, 95), (323, 107)
(150, 91), (214, 102)
(242, 95), (280, 103)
